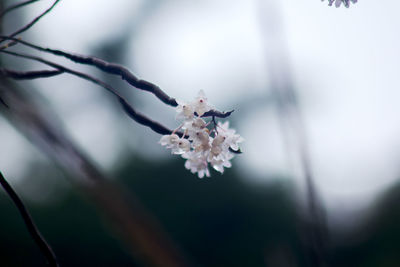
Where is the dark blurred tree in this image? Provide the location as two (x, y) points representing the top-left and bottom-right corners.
(1, 154), (307, 267)
(330, 182), (400, 267)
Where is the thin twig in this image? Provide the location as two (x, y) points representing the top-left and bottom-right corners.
(0, 0), (40, 18)
(119, 98), (179, 135)
(0, 172), (59, 267)
(0, 0), (59, 43)
(202, 109), (233, 118)
(0, 39), (19, 50)
(0, 49), (178, 136)
(0, 36), (177, 105)
(0, 36), (234, 118)
(0, 96), (9, 108)
(0, 68), (63, 79)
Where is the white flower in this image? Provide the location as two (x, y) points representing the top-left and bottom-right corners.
(217, 121), (244, 151)
(210, 144), (223, 158)
(190, 129), (211, 154)
(159, 134), (180, 148)
(212, 134), (226, 147)
(206, 130), (236, 174)
(217, 121), (235, 136)
(192, 90), (212, 116)
(171, 138), (191, 155)
(190, 129), (210, 147)
(160, 134), (190, 155)
(194, 142), (211, 154)
(190, 117), (207, 129)
(322, 0), (357, 8)
(184, 117), (207, 137)
(208, 135), (226, 159)
(209, 153), (233, 174)
(227, 134), (244, 151)
(158, 90), (242, 178)
(176, 100), (194, 120)
(182, 151), (210, 178)
(207, 135), (234, 173)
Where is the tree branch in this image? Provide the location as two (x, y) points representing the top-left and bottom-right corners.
(0, 95), (8, 108)
(1, 49), (233, 138)
(0, 171), (59, 267)
(0, 49), (178, 136)
(0, 0), (60, 43)
(0, 36), (234, 118)
(0, 0), (40, 18)
(119, 98), (178, 135)
(0, 68), (63, 79)
(1, 36), (177, 105)
(202, 109), (234, 118)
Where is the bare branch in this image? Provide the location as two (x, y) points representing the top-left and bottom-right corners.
(0, 0), (40, 18)
(201, 109), (234, 118)
(0, 36), (234, 119)
(119, 98), (178, 136)
(0, 68), (63, 79)
(0, 36), (177, 105)
(0, 49), (177, 136)
(229, 147), (242, 154)
(0, 0), (60, 43)
(0, 39), (19, 50)
(0, 171), (59, 267)
(0, 95), (9, 108)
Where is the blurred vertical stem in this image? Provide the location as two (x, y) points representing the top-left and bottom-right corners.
(0, 2), (58, 266)
(0, 172), (59, 267)
(257, 1), (328, 266)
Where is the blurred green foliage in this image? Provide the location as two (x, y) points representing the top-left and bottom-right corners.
(0, 155), (304, 266)
(1, 154), (399, 266)
(330, 183), (400, 267)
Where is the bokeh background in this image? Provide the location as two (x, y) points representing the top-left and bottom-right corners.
(1, 0), (400, 266)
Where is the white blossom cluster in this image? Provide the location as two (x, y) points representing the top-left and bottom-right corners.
(322, 0), (357, 8)
(159, 90), (243, 178)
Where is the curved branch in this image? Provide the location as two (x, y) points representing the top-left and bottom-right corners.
(201, 109), (234, 118)
(0, 0), (60, 43)
(0, 96), (9, 108)
(0, 0), (40, 18)
(0, 49), (177, 136)
(0, 36), (234, 119)
(0, 68), (63, 79)
(0, 36), (177, 106)
(0, 172), (59, 267)
(119, 99), (176, 135)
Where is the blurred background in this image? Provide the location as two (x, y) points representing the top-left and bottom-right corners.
(1, 0), (400, 266)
